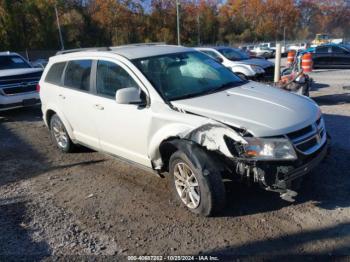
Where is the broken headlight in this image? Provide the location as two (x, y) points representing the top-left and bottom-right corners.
(243, 137), (297, 160)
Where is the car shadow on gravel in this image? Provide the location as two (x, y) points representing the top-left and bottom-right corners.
(299, 113), (350, 211)
(0, 121), (105, 187)
(200, 222), (350, 256)
(0, 197), (51, 258)
(220, 181), (288, 217)
(0, 122), (49, 187)
(313, 93), (350, 105)
(311, 82), (329, 91)
(0, 106), (42, 123)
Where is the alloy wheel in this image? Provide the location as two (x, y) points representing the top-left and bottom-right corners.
(51, 118), (68, 149)
(173, 162), (200, 209)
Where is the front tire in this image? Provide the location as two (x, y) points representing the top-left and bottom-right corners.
(169, 150), (225, 216)
(236, 73), (248, 80)
(50, 114), (75, 153)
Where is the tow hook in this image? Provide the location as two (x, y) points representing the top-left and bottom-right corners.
(265, 187), (298, 202)
(280, 189), (298, 202)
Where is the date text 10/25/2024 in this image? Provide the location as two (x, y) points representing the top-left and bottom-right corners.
(127, 255), (219, 261)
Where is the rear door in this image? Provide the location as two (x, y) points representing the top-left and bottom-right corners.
(91, 59), (152, 167)
(314, 46), (331, 68)
(58, 59), (100, 148)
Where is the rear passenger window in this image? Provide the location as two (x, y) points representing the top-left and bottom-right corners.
(45, 62), (66, 84)
(96, 60), (138, 98)
(316, 46), (329, 53)
(64, 60), (92, 91)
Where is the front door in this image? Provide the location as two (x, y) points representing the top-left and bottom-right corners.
(91, 59), (152, 167)
(331, 46), (350, 67)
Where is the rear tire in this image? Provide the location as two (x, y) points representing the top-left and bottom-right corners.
(50, 114), (75, 153)
(236, 73), (248, 80)
(169, 150), (226, 216)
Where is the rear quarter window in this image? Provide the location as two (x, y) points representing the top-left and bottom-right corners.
(45, 62), (66, 85)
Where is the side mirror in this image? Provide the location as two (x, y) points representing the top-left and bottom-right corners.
(216, 57), (224, 63)
(116, 87), (144, 105)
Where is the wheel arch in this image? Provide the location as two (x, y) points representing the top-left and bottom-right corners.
(151, 123), (246, 172)
(44, 105), (75, 141)
(231, 65), (254, 77)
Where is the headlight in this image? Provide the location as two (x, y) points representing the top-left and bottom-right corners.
(243, 137), (297, 160)
(250, 65), (265, 73)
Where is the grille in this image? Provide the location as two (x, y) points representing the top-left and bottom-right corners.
(264, 66), (275, 77)
(287, 117), (326, 155)
(0, 71), (41, 96)
(2, 84), (37, 95)
(0, 71), (42, 85)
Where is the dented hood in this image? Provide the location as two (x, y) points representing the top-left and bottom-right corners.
(172, 82), (320, 137)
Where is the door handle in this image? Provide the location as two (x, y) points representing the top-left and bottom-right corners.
(58, 94), (66, 99)
(94, 104), (104, 110)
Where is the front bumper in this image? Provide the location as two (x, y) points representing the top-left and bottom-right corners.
(273, 138), (330, 191)
(231, 136), (330, 202)
(0, 91), (40, 111)
(248, 73), (265, 81)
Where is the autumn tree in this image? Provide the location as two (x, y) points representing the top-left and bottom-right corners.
(0, 0), (349, 50)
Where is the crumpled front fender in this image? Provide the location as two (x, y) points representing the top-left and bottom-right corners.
(150, 123), (246, 170)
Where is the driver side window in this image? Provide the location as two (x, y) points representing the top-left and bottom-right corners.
(96, 60), (139, 98)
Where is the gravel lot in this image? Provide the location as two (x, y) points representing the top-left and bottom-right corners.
(0, 68), (349, 259)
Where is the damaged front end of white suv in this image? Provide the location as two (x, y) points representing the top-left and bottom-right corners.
(154, 116), (329, 203)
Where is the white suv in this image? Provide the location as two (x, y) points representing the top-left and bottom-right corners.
(196, 47), (274, 80)
(40, 44), (329, 216)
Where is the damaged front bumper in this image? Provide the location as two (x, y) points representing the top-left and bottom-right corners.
(232, 137), (330, 202)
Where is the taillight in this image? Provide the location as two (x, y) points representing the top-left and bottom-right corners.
(36, 83), (40, 92)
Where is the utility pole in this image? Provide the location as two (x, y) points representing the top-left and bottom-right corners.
(197, 13), (200, 45)
(274, 43), (281, 83)
(283, 26), (286, 49)
(176, 0), (181, 46)
(55, 4), (64, 50)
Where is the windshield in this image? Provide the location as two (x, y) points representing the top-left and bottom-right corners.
(218, 48), (250, 61)
(132, 51), (244, 101)
(0, 55), (31, 70)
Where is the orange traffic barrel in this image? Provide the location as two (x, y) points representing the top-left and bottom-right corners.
(301, 53), (313, 73)
(287, 50), (296, 67)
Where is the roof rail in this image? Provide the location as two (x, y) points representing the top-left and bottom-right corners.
(55, 47), (111, 55)
(110, 42), (166, 49)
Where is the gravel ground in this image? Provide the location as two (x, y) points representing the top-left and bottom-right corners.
(0, 68), (349, 260)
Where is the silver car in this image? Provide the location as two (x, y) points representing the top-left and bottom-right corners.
(40, 44), (329, 216)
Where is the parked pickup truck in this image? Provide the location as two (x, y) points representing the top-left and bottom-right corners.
(0, 51), (42, 111)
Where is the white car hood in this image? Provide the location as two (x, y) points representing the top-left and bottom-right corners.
(172, 82), (320, 137)
(0, 68), (43, 77)
(235, 58), (273, 69)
